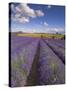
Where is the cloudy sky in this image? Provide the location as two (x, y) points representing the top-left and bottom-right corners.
(9, 3), (65, 34)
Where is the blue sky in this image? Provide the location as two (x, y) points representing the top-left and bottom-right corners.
(9, 3), (65, 34)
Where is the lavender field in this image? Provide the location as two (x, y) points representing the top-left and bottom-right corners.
(9, 3), (65, 87)
(10, 33), (65, 87)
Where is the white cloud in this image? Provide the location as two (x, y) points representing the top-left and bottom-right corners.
(44, 22), (48, 26)
(11, 13), (29, 23)
(43, 27), (65, 34)
(50, 28), (65, 34)
(48, 5), (51, 9)
(54, 28), (59, 32)
(35, 10), (44, 16)
(17, 17), (29, 23)
(15, 6), (21, 12)
(20, 3), (36, 18)
(15, 13), (21, 18)
(19, 4), (44, 17)
(24, 29), (36, 33)
(11, 3), (44, 23)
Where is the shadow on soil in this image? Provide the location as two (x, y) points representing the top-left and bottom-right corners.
(25, 41), (40, 86)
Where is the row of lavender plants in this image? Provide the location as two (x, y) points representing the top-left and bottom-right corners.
(44, 39), (65, 64)
(11, 38), (40, 87)
(37, 40), (65, 85)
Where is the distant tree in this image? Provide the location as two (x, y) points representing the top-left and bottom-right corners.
(61, 35), (65, 40)
(52, 36), (55, 39)
(18, 31), (23, 33)
(41, 35), (43, 38)
(56, 32), (58, 34)
(63, 35), (65, 39)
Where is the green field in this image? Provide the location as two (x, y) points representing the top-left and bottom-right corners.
(16, 33), (64, 39)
